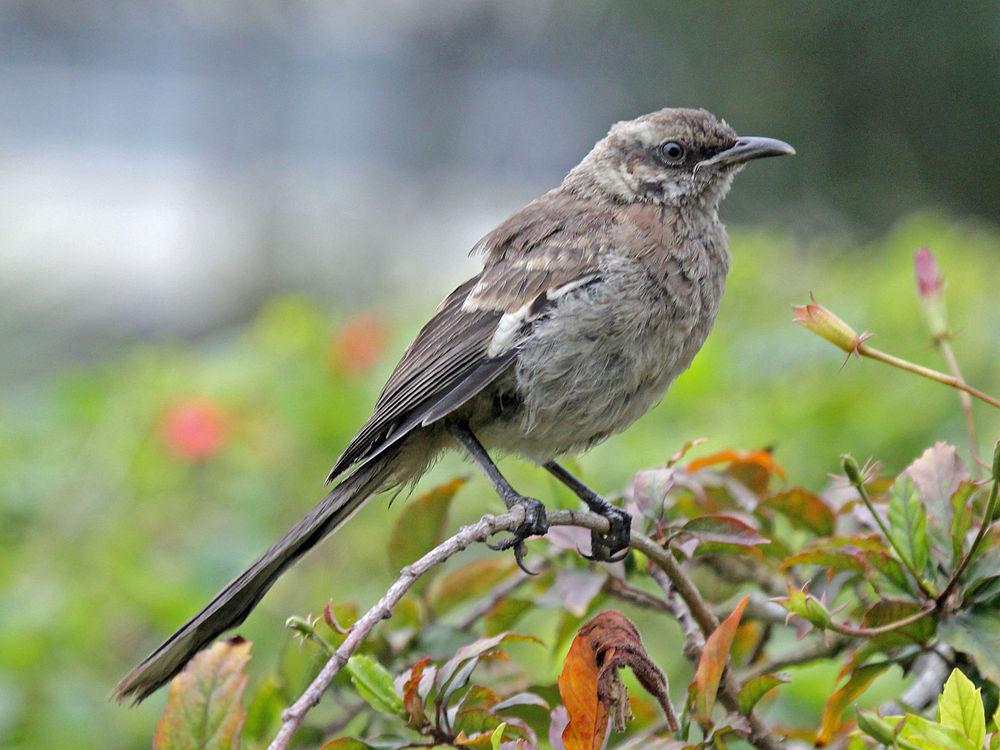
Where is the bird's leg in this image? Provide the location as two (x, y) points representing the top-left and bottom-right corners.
(446, 420), (549, 574)
(544, 461), (631, 563)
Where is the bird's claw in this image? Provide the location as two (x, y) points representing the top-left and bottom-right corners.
(488, 497), (548, 575)
(585, 505), (632, 563)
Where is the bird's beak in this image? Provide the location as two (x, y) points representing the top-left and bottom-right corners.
(695, 136), (796, 172)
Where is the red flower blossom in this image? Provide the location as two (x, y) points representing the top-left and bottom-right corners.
(330, 313), (388, 377)
(161, 398), (228, 460)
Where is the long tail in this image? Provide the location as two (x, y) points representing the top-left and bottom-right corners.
(114, 455), (393, 704)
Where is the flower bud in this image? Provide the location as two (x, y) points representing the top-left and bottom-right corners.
(913, 247), (948, 339)
(792, 296), (870, 357)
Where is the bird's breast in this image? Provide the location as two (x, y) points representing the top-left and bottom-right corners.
(483, 245), (727, 462)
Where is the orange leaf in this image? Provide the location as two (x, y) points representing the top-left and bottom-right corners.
(153, 636), (251, 750)
(691, 595), (750, 724)
(402, 657), (430, 728)
(687, 449), (784, 477)
(558, 627), (609, 750)
(816, 663), (889, 745)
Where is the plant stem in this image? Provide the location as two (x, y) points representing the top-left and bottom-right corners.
(858, 344), (1000, 409)
(825, 603), (935, 638)
(938, 441), (1000, 606)
(935, 338), (983, 467)
(842, 456), (935, 599)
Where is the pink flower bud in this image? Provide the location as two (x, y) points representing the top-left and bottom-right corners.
(913, 247), (948, 339)
(914, 247), (943, 298)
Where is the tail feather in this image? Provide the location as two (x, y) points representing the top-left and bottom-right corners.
(114, 456), (391, 704)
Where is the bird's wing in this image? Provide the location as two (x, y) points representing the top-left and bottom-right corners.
(326, 192), (607, 483)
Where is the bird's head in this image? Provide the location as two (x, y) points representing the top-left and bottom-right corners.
(565, 107), (794, 209)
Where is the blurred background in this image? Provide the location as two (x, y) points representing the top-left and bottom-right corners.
(1, 1), (997, 747)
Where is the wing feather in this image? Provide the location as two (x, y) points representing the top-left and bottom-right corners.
(327, 190), (609, 483)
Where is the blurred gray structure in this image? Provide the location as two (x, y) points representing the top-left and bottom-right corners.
(2, 0), (997, 377)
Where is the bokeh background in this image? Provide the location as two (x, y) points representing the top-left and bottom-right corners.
(1, 1), (998, 747)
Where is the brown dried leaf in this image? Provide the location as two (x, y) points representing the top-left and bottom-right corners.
(153, 636), (251, 750)
(558, 611), (676, 750)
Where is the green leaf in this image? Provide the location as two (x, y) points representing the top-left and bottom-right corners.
(900, 713), (977, 750)
(855, 706), (904, 745)
(864, 547), (914, 592)
(938, 669), (985, 749)
(428, 557), (518, 612)
(861, 599), (936, 643)
(490, 723), (506, 750)
(779, 546), (867, 574)
(939, 609), (1000, 684)
(737, 674), (786, 714)
(888, 475), (930, 574)
(153, 637), (251, 750)
(346, 654), (406, 718)
(320, 740), (376, 750)
(949, 481), (978, 564)
(483, 597), (533, 636)
(388, 478), (464, 584)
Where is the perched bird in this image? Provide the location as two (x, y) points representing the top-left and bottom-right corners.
(116, 107), (794, 702)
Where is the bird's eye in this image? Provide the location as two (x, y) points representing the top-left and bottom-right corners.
(658, 141), (686, 163)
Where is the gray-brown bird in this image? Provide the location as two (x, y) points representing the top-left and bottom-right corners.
(116, 107), (794, 702)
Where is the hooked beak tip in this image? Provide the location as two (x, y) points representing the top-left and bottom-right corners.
(696, 136), (796, 172)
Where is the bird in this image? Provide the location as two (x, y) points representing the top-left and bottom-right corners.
(115, 107), (794, 703)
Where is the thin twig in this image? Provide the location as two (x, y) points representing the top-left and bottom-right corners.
(825, 602), (936, 638)
(938, 443), (1000, 607)
(936, 338), (983, 467)
(741, 636), (849, 681)
(859, 344), (1000, 409)
(455, 564), (539, 630)
(842, 457), (935, 599)
(604, 576), (673, 613)
(268, 508), (785, 750)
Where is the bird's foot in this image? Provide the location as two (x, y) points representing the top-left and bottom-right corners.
(488, 496), (549, 575)
(582, 503), (631, 563)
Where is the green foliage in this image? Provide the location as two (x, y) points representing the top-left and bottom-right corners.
(853, 669), (995, 750)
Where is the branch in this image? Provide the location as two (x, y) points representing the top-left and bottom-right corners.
(268, 507), (784, 750)
(741, 635), (850, 681)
